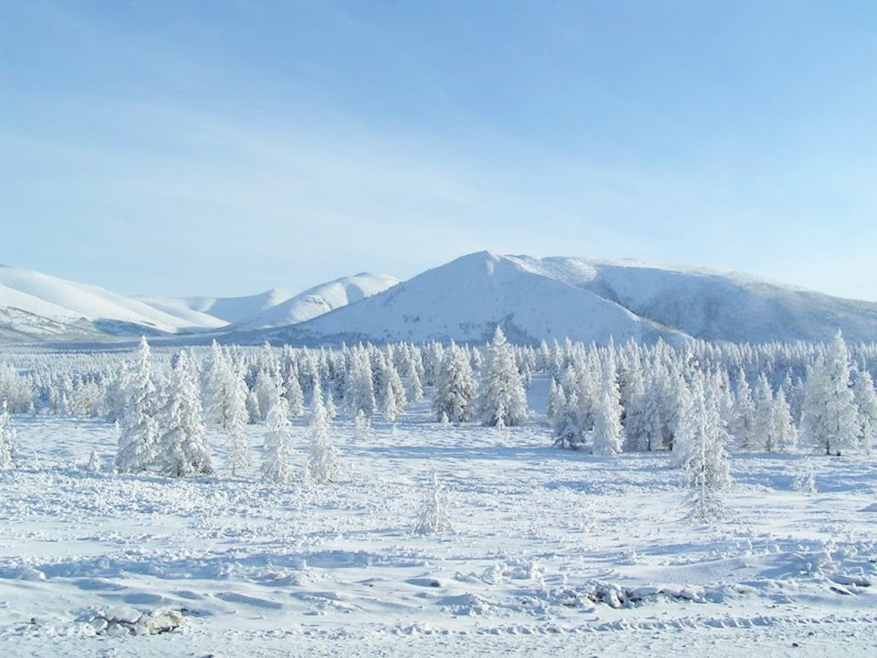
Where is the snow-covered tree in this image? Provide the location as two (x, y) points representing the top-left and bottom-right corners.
(0, 399), (16, 469)
(546, 378), (562, 423)
(324, 390), (337, 420)
(853, 370), (877, 454)
(591, 356), (624, 456)
(253, 368), (278, 422)
(373, 349), (406, 421)
(414, 471), (454, 535)
(381, 378), (401, 422)
(346, 348), (376, 418)
(731, 370), (755, 451)
(793, 457), (817, 493)
(636, 368), (666, 451)
(752, 372), (774, 451)
(116, 337), (160, 474)
(153, 351), (215, 477)
(800, 332), (860, 456)
(202, 340), (229, 425)
(433, 343), (477, 423)
(400, 348), (424, 403)
(223, 360), (254, 477)
(261, 381), (295, 485)
(286, 371), (305, 417)
(675, 374), (732, 521)
(0, 365), (32, 414)
(353, 409), (371, 440)
(306, 381), (339, 484)
(620, 361), (650, 452)
(770, 388), (797, 453)
(477, 327), (527, 427)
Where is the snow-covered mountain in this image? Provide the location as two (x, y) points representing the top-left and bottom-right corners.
(3, 253), (876, 346)
(137, 289), (298, 327)
(232, 273), (400, 331)
(269, 252), (877, 346)
(514, 256), (877, 344)
(0, 265), (217, 342)
(0, 265), (398, 344)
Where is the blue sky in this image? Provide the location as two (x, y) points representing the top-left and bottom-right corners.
(2, 1), (876, 300)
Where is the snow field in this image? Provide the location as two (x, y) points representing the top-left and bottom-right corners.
(1, 408), (877, 655)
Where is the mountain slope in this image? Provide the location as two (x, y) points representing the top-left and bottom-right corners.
(234, 273), (400, 331)
(506, 256), (877, 344)
(260, 252), (877, 346)
(4, 254), (876, 347)
(272, 252), (685, 345)
(137, 289), (298, 327)
(0, 265), (216, 340)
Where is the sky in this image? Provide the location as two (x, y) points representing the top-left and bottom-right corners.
(2, 1), (876, 301)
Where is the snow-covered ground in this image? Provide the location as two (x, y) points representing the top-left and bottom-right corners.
(2, 401), (876, 655)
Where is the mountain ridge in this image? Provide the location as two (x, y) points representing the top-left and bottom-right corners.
(265, 251), (877, 346)
(1, 253), (875, 346)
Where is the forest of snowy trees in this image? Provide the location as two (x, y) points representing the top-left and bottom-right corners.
(0, 329), (875, 492)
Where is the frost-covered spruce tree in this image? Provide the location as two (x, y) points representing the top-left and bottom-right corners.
(0, 399), (17, 469)
(353, 408), (370, 440)
(306, 381), (340, 485)
(224, 360), (254, 477)
(116, 337), (160, 474)
(154, 351), (215, 477)
(636, 368), (665, 452)
(324, 390), (337, 420)
(669, 373), (694, 462)
(286, 370), (305, 417)
(591, 356), (624, 456)
(853, 370), (877, 454)
(346, 348), (376, 418)
(770, 388), (797, 452)
(246, 388), (261, 424)
(0, 365), (32, 414)
(380, 349), (407, 415)
(477, 327), (527, 427)
(793, 457), (817, 493)
(572, 354), (600, 434)
(621, 360), (650, 452)
(414, 471), (454, 535)
(202, 340), (229, 425)
(552, 385), (586, 449)
(493, 400), (507, 434)
(261, 381), (295, 485)
(731, 370), (756, 451)
(433, 343), (477, 423)
(253, 368), (278, 422)
(801, 331), (860, 456)
(676, 373), (732, 521)
(381, 377), (400, 422)
(546, 378), (562, 423)
(400, 349), (424, 403)
(752, 372), (774, 451)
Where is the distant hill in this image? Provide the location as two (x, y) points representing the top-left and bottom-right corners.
(231, 273), (400, 331)
(259, 252), (877, 345)
(0, 266), (396, 344)
(3, 253), (876, 346)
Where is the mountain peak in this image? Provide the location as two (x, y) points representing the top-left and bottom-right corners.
(272, 253), (877, 346)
